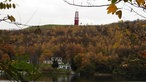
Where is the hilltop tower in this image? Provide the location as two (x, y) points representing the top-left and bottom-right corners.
(74, 11), (79, 25)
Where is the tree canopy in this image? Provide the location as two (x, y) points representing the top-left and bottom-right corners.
(1, 20), (146, 77)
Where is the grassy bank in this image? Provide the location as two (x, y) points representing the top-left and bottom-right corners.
(40, 64), (70, 75)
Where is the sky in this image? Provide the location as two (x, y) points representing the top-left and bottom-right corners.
(0, 0), (145, 30)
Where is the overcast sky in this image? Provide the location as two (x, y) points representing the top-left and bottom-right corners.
(0, 0), (145, 30)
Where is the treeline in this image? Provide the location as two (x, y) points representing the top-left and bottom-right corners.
(0, 20), (146, 77)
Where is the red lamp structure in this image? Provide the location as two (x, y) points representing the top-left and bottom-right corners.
(74, 11), (79, 25)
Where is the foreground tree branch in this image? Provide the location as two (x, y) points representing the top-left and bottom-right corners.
(64, 0), (112, 7)
(63, 0), (146, 19)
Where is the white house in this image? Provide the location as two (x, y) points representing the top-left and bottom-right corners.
(58, 63), (71, 70)
(43, 57), (63, 64)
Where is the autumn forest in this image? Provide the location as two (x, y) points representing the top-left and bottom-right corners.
(0, 20), (146, 78)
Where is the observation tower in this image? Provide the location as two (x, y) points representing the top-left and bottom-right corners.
(74, 11), (79, 25)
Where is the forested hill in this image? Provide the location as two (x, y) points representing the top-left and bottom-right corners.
(0, 20), (146, 75)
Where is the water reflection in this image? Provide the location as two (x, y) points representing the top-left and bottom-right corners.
(39, 74), (75, 82)
(39, 74), (146, 82)
(1, 74), (146, 82)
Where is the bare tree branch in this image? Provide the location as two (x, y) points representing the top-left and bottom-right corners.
(64, 0), (146, 18)
(3, 20), (40, 28)
(123, 7), (146, 18)
(127, 2), (146, 10)
(64, 0), (112, 7)
(123, 2), (146, 18)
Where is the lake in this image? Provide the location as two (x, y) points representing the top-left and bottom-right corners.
(1, 74), (146, 82)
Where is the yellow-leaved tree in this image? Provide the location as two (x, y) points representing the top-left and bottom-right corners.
(0, 0), (16, 22)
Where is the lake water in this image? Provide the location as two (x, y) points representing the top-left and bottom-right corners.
(1, 74), (146, 82)
(38, 74), (146, 82)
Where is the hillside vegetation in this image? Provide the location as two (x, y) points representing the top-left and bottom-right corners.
(0, 20), (146, 77)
